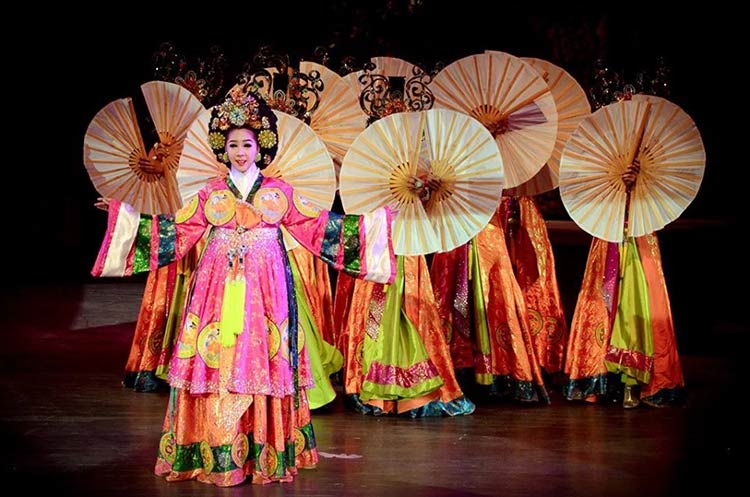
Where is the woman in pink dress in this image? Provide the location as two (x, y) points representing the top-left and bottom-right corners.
(92, 87), (396, 486)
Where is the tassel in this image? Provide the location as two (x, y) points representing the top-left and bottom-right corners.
(220, 277), (246, 347)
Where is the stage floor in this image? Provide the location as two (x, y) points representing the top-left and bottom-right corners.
(1, 280), (742, 496)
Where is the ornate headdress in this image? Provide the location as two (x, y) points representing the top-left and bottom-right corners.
(208, 86), (278, 168)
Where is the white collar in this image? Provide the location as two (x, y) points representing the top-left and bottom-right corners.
(230, 167), (260, 199)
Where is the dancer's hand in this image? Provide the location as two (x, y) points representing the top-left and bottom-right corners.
(407, 171), (442, 204)
(94, 197), (111, 211)
(138, 142), (172, 175)
(622, 158), (641, 189)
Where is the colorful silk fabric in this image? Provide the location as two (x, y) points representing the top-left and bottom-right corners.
(93, 174), (396, 485)
(341, 255), (474, 416)
(499, 196), (568, 374)
(564, 234), (685, 405)
(431, 210), (548, 402)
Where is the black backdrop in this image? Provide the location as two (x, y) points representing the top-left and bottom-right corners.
(11, 4), (742, 285)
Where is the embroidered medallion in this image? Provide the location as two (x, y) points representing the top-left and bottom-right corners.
(253, 187), (288, 224)
(205, 190), (236, 226)
(197, 322), (221, 368)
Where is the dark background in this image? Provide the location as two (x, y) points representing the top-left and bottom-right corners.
(9, 4), (744, 353)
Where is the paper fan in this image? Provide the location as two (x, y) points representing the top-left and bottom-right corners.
(370, 56), (420, 78)
(339, 109), (504, 255)
(367, 56), (425, 109)
(177, 109), (335, 206)
(559, 97), (705, 242)
(264, 111), (336, 206)
(83, 81), (204, 214)
(176, 107), (226, 204)
(299, 61), (367, 176)
(342, 71), (364, 95)
(265, 111), (337, 249)
(506, 57), (591, 196)
(431, 52), (558, 188)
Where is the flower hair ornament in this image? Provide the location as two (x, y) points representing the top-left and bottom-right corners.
(208, 86), (279, 168)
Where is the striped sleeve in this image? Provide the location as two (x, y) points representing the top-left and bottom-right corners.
(91, 197), (204, 278)
(283, 192), (396, 285)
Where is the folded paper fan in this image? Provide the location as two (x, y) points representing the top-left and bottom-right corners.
(507, 57), (591, 196)
(299, 61), (367, 177)
(432, 52), (558, 188)
(370, 56), (420, 78)
(342, 71), (364, 96)
(264, 111), (336, 209)
(83, 81), (204, 214)
(559, 97), (705, 242)
(265, 111), (337, 249)
(339, 109), (504, 255)
(176, 107), (225, 204)
(177, 108), (336, 250)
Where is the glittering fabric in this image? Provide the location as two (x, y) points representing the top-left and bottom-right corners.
(453, 244), (471, 339)
(342, 256), (473, 414)
(157, 214), (176, 267)
(430, 246), (474, 370)
(157, 242), (204, 380)
(563, 374), (608, 400)
(133, 216), (153, 273)
(290, 248), (336, 344)
(403, 396), (476, 417)
(450, 212), (548, 401)
(365, 283), (386, 342)
(333, 272), (356, 353)
(288, 250), (342, 410)
(155, 388), (318, 486)
(364, 359), (440, 389)
(342, 215), (361, 273)
(564, 238), (612, 388)
(320, 212), (343, 265)
(636, 234), (684, 398)
(499, 196), (568, 373)
(341, 277), (374, 395)
(564, 233), (685, 403)
(605, 238), (655, 384)
(123, 263), (176, 391)
(95, 174), (396, 485)
(602, 241), (620, 315)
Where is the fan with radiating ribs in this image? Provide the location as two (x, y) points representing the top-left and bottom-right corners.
(339, 108), (504, 255)
(83, 81), (205, 214)
(369, 56), (421, 79)
(176, 109), (336, 249)
(299, 61), (367, 178)
(229, 63), (366, 184)
(343, 56), (420, 95)
(507, 56), (591, 196)
(559, 96), (705, 242)
(432, 52), (558, 189)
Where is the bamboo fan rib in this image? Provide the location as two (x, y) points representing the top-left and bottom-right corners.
(559, 98), (704, 242)
(299, 61), (367, 177)
(342, 71), (364, 96)
(339, 109), (503, 255)
(432, 52), (558, 189)
(141, 81), (205, 163)
(176, 108), (226, 204)
(266, 111), (336, 207)
(508, 57), (591, 196)
(628, 95), (705, 237)
(84, 90), (186, 215)
(266, 111), (337, 250)
(370, 56), (419, 77)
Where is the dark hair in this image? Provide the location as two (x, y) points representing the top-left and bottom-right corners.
(207, 88), (278, 169)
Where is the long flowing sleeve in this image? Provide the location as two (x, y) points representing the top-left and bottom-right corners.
(91, 195), (207, 277)
(255, 179), (396, 284)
